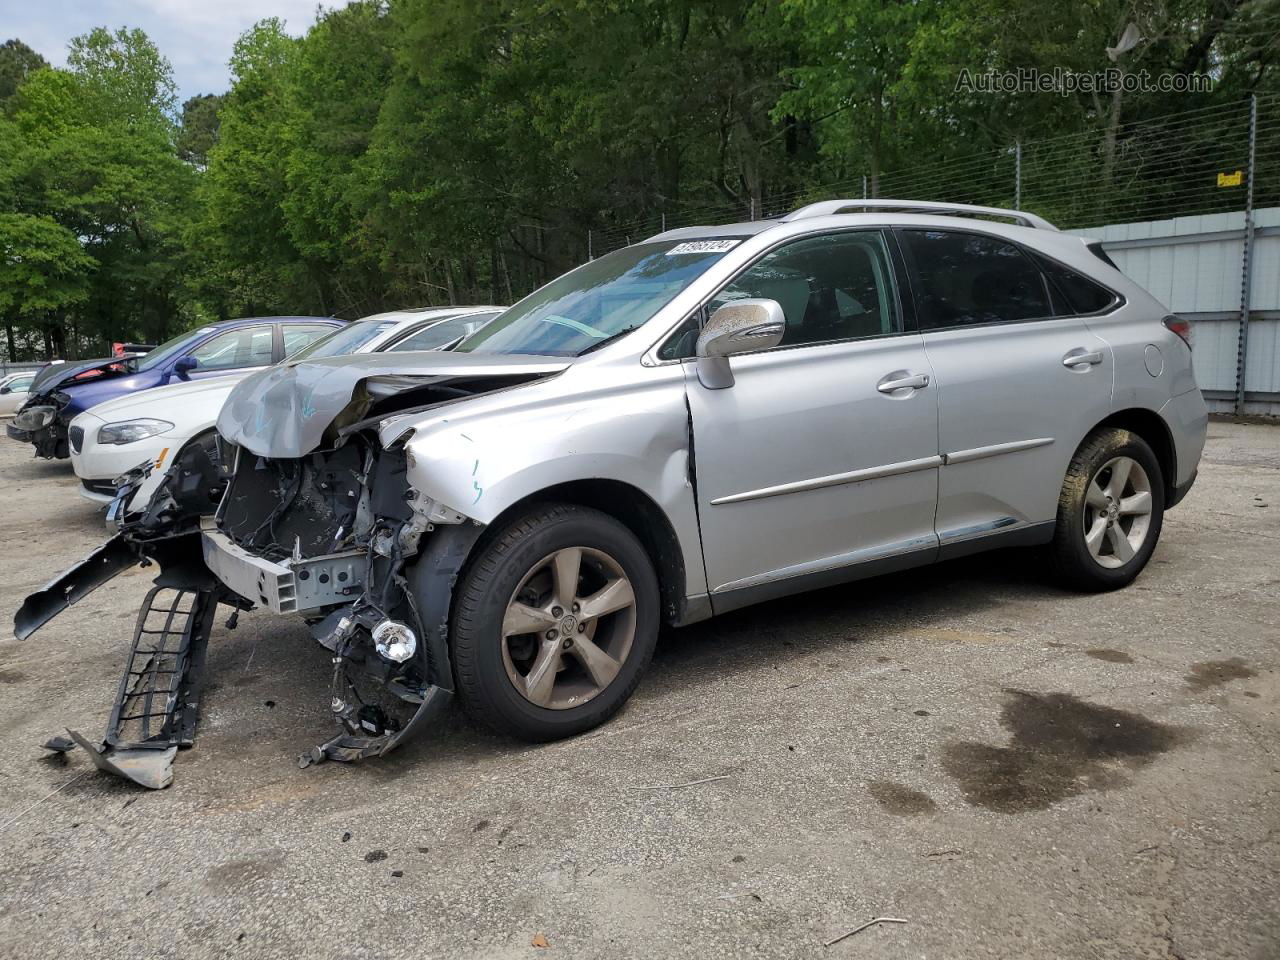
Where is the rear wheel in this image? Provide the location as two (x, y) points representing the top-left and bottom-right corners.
(1049, 427), (1164, 591)
(451, 503), (660, 741)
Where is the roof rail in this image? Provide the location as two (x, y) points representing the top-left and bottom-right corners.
(780, 198), (1058, 231)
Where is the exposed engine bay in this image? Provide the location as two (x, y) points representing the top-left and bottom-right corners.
(16, 361), (561, 788)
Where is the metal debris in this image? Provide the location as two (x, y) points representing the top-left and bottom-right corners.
(0, 772), (90, 833)
(823, 917), (909, 948)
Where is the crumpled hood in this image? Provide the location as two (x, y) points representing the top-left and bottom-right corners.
(28, 354), (142, 396)
(217, 351), (571, 458)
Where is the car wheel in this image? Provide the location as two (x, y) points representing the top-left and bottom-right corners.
(450, 503), (660, 741)
(1049, 427), (1164, 591)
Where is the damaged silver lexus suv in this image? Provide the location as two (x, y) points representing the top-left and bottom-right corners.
(19, 200), (1207, 788)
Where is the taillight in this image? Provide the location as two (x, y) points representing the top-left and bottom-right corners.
(1162, 315), (1192, 350)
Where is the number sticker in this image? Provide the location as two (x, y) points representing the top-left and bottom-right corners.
(664, 240), (740, 256)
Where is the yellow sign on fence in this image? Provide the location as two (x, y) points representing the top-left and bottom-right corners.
(1218, 170), (1244, 187)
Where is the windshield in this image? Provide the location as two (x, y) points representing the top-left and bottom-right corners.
(133, 326), (217, 372)
(388, 312), (501, 352)
(286, 319), (397, 361)
(457, 238), (742, 356)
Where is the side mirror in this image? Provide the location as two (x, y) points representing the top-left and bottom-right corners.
(695, 298), (785, 389)
(0, 386), (10, 395)
(173, 356), (199, 377)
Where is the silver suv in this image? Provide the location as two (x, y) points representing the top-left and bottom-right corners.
(20, 199), (1208, 782)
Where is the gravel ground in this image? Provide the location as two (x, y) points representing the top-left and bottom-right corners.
(0, 421), (1276, 960)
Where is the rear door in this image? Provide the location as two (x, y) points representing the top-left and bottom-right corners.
(683, 229), (941, 611)
(897, 228), (1114, 551)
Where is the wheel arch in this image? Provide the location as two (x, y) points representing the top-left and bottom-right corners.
(476, 479), (690, 627)
(1087, 408), (1177, 504)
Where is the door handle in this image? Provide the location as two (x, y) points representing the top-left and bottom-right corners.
(1062, 349), (1103, 368)
(877, 372), (930, 394)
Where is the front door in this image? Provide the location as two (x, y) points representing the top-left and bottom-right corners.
(683, 229), (941, 612)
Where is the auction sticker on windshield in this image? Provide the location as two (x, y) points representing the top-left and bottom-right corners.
(665, 240), (740, 255)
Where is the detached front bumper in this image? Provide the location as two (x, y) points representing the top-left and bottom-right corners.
(200, 523), (365, 615)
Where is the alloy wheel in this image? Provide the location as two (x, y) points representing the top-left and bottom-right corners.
(501, 546), (637, 709)
(1082, 455), (1154, 569)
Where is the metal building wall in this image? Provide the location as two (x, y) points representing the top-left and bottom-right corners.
(1070, 207), (1280, 415)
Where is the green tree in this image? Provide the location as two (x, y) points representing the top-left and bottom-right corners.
(0, 38), (47, 104)
(2, 27), (196, 356)
(178, 93), (224, 167)
(192, 19), (304, 316)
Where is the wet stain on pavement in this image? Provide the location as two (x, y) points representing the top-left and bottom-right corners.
(0, 669), (27, 684)
(941, 689), (1185, 814)
(867, 781), (937, 815)
(206, 855), (282, 891)
(1185, 658), (1256, 692)
(1086, 649), (1134, 664)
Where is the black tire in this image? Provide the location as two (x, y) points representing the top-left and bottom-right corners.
(1049, 427), (1165, 591)
(451, 503), (660, 741)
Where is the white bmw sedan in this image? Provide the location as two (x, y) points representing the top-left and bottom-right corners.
(69, 306), (503, 510)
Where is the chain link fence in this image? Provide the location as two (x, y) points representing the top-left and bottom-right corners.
(588, 93), (1279, 255)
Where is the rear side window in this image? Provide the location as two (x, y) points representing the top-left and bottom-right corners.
(1033, 254), (1118, 315)
(899, 230), (1051, 329)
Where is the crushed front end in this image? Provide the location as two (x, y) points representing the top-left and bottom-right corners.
(16, 353), (565, 787)
(7, 390), (73, 458)
(203, 436), (482, 766)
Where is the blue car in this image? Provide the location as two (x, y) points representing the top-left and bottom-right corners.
(8, 316), (340, 459)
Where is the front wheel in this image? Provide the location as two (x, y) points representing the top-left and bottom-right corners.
(1049, 427), (1165, 591)
(450, 503), (660, 741)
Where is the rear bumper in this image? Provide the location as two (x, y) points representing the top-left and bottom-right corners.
(1159, 388), (1208, 494)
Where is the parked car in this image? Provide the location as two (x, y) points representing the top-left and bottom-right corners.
(70, 306), (503, 510)
(18, 199), (1207, 789)
(0, 371), (36, 417)
(7, 316), (340, 459)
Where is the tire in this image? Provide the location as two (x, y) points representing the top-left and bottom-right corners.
(451, 502), (660, 741)
(1049, 427), (1165, 591)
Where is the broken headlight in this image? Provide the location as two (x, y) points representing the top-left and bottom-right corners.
(13, 406), (55, 430)
(97, 418), (174, 445)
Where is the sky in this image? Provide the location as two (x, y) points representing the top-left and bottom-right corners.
(3, 0), (351, 102)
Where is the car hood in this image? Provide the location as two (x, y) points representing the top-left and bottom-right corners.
(76, 373), (249, 425)
(217, 352), (572, 458)
(28, 355), (142, 396)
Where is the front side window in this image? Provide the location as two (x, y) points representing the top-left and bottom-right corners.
(190, 325), (274, 370)
(457, 239), (742, 356)
(900, 230), (1051, 329)
(705, 230), (898, 350)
